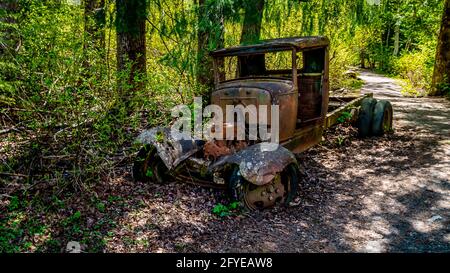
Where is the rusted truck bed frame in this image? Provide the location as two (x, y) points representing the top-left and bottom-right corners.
(325, 93), (373, 129)
(281, 92), (373, 153)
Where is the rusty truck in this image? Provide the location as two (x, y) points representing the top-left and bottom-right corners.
(132, 36), (393, 210)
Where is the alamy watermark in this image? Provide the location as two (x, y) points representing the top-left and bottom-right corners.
(170, 97), (280, 145)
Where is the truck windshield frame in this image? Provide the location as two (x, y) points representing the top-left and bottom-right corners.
(213, 48), (298, 86)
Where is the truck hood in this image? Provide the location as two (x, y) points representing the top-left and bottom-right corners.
(215, 78), (294, 98)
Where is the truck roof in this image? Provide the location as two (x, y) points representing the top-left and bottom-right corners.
(210, 36), (329, 57)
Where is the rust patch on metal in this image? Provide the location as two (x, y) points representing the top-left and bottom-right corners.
(203, 139), (248, 161)
(204, 140), (231, 160)
(209, 143), (297, 186)
(136, 127), (202, 170)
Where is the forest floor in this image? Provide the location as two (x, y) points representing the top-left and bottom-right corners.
(1, 71), (449, 253)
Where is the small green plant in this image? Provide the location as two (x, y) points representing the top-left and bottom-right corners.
(107, 195), (123, 203)
(336, 136), (345, 146)
(337, 111), (352, 124)
(212, 201), (240, 217)
(62, 210), (82, 227)
(155, 131), (164, 143)
(437, 81), (450, 98)
(145, 169), (154, 178)
(8, 196), (20, 211)
(96, 202), (106, 212)
(51, 196), (65, 209)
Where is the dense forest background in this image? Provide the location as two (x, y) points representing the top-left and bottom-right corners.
(0, 0), (449, 252)
(1, 0), (448, 188)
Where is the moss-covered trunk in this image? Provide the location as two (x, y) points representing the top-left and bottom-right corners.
(431, 0), (450, 96)
(115, 0), (147, 99)
(240, 0), (265, 44)
(196, 0), (224, 97)
(83, 0), (106, 53)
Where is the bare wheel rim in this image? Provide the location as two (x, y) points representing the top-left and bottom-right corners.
(243, 174), (288, 210)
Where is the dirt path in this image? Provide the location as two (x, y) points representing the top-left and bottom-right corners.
(360, 70), (450, 138)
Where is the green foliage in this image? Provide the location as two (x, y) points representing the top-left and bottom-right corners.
(62, 211), (82, 227)
(393, 43), (436, 96)
(0, 0), (185, 186)
(437, 81), (450, 99)
(0, 0), (446, 253)
(212, 201), (240, 217)
(336, 136), (345, 146)
(145, 169), (154, 178)
(96, 202), (106, 212)
(328, 41), (360, 91)
(337, 111), (353, 124)
(8, 196), (20, 211)
(0, 196), (47, 253)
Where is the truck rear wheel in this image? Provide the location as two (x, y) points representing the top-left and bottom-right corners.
(228, 164), (299, 210)
(133, 145), (169, 183)
(357, 97), (377, 137)
(371, 100), (393, 136)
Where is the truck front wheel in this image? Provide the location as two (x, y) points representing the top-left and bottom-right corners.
(133, 145), (170, 183)
(228, 164), (299, 210)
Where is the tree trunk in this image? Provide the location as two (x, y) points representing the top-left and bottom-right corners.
(431, 0), (450, 96)
(197, 0), (224, 95)
(115, 0), (147, 99)
(240, 0), (265, 44)
(360, 49), (366, 69)
(393, 21), (400, 56)
(0, 0), (20, 57)
(0, 0), (20, 108)
(83, 0), (106, 53)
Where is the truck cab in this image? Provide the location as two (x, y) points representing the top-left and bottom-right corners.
(210, 36), (330, 152)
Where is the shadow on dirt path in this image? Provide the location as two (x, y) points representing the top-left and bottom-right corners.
(360, 69), (450, 137)
(341, 70), (450, 252)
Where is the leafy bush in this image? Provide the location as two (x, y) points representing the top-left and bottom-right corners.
(328, 41), (360, 91)
(393, 43), (435, 96)
(438, 81), (450, 99)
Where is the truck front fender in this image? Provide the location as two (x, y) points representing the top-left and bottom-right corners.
(135, 127), (203, 170)
(209, 143), (297, 186)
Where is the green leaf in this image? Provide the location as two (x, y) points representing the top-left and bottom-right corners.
(146, 169), (154, 178)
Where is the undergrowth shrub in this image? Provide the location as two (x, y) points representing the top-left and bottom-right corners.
(328, 41), (360, 91)
(0, 1), (193, 188)
(393, 43), (435, 97)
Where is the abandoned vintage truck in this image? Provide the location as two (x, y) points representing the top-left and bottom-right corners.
(133, 36), (393, 210)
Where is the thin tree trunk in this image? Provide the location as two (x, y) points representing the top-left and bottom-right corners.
(0, 0), (20, 108)
(115, 0), (147, 101)
(83, 0), (106, 53)
(197, 0), (224, 95)
(393, 21), (400, 56)
(360, 49), (366, 69)
(0, 0), (20, 57)
(240, 0), (265, 44)
(431, 0), (450, 96)
(385, 24), (391, 48)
